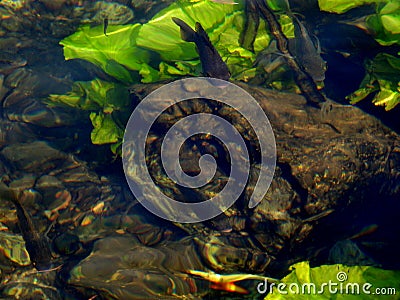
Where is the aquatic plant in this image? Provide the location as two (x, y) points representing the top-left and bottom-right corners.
(347, 53), (400, 111)
(319, 0), (400, 110)
(52, 0), (400, 153)
(60, 23), (146, 84)
(264, 261), (400, 299)
(47, 79), (130, 152)
(60, 0), (289, 83)
(52, 0), (293, 152)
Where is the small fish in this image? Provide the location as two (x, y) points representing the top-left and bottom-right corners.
(288, 15), (327, 82)
(172, 17), (231, 80)
(303, 209), (334, 223)
(338, 16), (374, 35)
(0, 183), (53, 270)
(349, 224), (379, 240)
(187, 269), (277, 294)
(103, 17), (109, 36)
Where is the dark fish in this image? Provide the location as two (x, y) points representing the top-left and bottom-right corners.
(104, 17), (109, 36)
(0, 183), (53, 270)
(172, 17), (231, 81)
(288, 15), (327, 82)
(252, 0), (326, 105)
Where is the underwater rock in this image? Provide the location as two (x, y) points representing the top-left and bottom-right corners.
(39, 0), (67, 11)
(128, 82), (400, 273)
(328, 239), (379, 267)
(0, 55), (27, 76)
(0, 0), (29, 10)
(0, 120), (36, 146)
(1, 141), (68, 173)
(68, 235), (206, 299)
(194, 234), (271, 273)
(0, 141), (117, 239)
(2, 67), (85, 127)
(129, 0), (176, 25)
(52, 232), (81, 255)
(84, 1), (134, 25)
(4, 95), (83, 128)
(1, 266), (61, 300)
(0, 231), (30, 267)
(0, 0), (78, 37)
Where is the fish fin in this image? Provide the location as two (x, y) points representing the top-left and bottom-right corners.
(311, 34), (322, 53)
(172, 17), (197, 42)
(194, 22), (218, 54)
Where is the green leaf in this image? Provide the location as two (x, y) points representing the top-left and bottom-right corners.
(48, 79), (130, 149)
(265, 261), (400, 299)
(372, 79), (400, 110)
(59, 0), (295, 85)
(48, 79), (129, 112)
(90, 112), (124, 145)
(380, 0), (400, 14)
(318, 0), (384, 14)
(318, 0), (400, 46)
(135, 0), (288, 82)
(381, 14), (400, 34)
(267, 0), (291, 12)
(60, 24), (148, 83)
(348, 86), (378, 104)
(136, 0), (241, 61)
(347, 53), (400, 110)
(48, 81), (99, 110)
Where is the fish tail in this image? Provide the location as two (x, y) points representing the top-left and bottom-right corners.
(172, 17), (197, 42)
